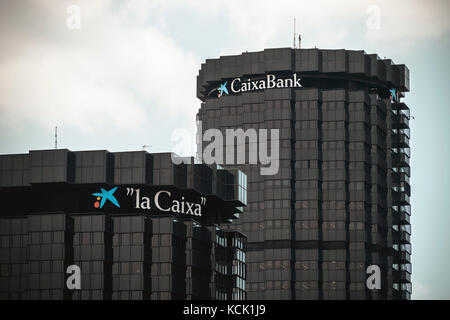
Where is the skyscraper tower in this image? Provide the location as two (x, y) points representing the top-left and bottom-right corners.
(197, 48), (411, 299)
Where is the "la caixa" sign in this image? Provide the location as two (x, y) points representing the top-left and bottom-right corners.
(91, 185), (206, 218)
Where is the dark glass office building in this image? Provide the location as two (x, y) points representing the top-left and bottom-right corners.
(197, 48), (411, 299)
(0, 149), (247, 300)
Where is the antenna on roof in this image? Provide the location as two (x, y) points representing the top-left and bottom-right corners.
(293, 17), (296, 48)
(54, 126), (58, 149)
(293, 17), (301, 48)
(142, 145), (151, 151)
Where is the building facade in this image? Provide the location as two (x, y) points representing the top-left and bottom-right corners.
(197, 48), (411, 299)
(0, 149), (247, 300)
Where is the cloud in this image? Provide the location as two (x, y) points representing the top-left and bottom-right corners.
(127, 0), (449, 62)
(0, 0), (448, 144)
(0, 0), (199, 135)
(215, 0), (450, 55)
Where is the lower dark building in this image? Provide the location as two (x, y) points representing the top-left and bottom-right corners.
(0, 149), (247, 300)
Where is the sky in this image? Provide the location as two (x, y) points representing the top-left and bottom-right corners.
(0, 0), (449, 299)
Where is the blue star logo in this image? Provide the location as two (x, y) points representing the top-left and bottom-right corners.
(217, 81), (229, 97)
(92, 187), (120, 208)
(389, 88), (398, 103)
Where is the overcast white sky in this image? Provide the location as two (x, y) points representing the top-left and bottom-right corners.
(0, 0), (449, 299)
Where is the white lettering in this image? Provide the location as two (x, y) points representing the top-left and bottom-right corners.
(226, 74), (302, 94)
(267, 74), (276, 89)
(231, 78), (241, 93)
(293, 73), (302, 87)
(141, 197), (151, 210)
(154, 190), (171, 212)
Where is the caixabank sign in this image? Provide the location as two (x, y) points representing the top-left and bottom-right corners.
(208, 73), (303, 98)
(206, 72), (400, 103)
